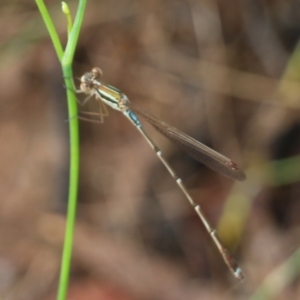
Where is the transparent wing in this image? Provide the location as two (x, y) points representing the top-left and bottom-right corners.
(129, 103), (246, 181)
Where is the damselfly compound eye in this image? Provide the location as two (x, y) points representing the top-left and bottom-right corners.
(91, 67), (103, 79)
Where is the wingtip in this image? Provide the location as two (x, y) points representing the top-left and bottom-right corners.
(226, 160), (246, 182)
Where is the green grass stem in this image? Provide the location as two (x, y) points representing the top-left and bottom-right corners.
(35, 1), (87, 299)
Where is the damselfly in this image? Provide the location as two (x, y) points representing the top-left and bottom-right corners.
(78, 67), (246, 280)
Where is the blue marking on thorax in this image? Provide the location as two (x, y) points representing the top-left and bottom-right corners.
(127, 110), (141, 127)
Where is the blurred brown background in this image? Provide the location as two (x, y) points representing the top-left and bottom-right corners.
(1, 0), (300, 299)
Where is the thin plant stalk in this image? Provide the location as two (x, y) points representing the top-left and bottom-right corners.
(35, 1), (87, 299)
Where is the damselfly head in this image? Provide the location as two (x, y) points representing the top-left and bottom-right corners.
(80, 73), (94, 93)
(80, 69), (102, 94)
(91, 67), (103, 79)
